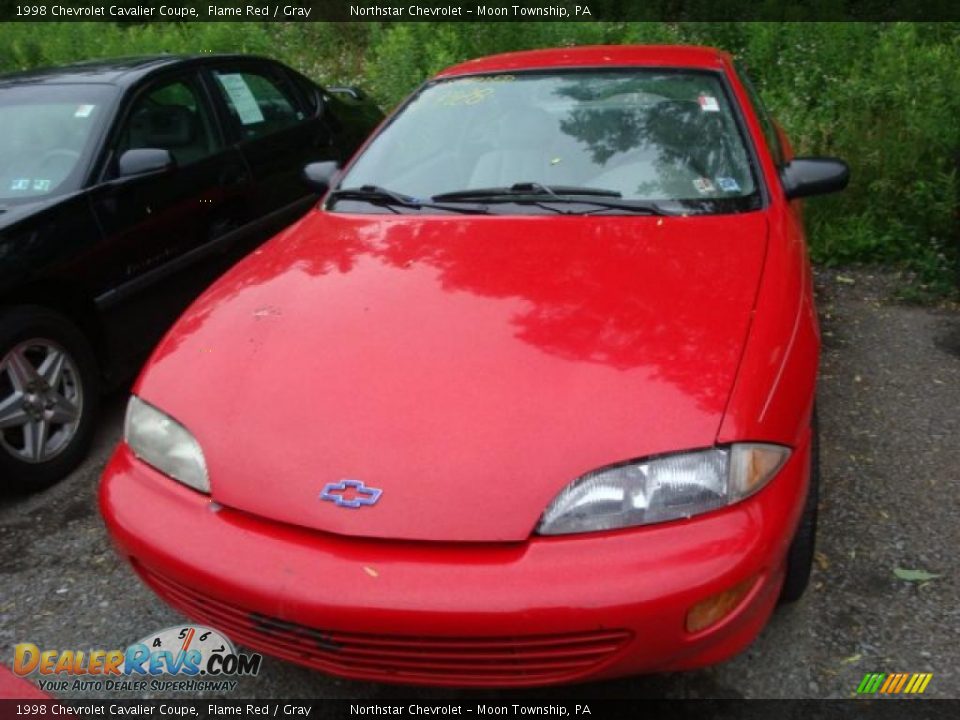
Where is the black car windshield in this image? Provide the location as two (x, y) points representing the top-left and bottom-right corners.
(0, 83), (117, 203)
(334, 69), (761, 215)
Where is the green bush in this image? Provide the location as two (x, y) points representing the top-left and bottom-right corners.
(1, 21), (957, 296)
(725, 23), (960, 296)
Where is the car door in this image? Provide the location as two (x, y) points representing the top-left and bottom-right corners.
(88, 69), (252, 364)
(205, 60), (337, 233)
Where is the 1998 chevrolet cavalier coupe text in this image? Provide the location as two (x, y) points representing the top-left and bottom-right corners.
(101, 46), (849, 686)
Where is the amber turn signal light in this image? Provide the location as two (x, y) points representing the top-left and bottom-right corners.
(685, 576), (757, 633)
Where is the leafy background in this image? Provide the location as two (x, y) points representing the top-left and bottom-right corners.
(2, 21), (958, 297)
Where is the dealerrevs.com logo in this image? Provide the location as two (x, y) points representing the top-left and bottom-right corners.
(13, 625), (261, 693)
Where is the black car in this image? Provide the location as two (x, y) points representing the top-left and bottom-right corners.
(0, 55), (382, 490)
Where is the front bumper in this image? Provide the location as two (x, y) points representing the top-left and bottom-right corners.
(100, 432), (809, 687)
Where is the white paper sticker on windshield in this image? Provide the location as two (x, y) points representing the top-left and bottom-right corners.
(10, 178), (30, 191)
(717, 177), (741, 192)
(32, 179), (51, 192)
(217, 74), (265, 125)
(698, 94), (720, 112)
(693, 177), (716, 194)
(74, 104), (95, 118)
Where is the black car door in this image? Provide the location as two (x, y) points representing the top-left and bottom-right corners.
(205, 60), (337, 233)
(88, 69), (252, 365)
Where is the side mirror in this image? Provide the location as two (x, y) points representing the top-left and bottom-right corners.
(780, 157), (850, 200)
(302, 161), (340, 195)
(118, 148), (175, 178)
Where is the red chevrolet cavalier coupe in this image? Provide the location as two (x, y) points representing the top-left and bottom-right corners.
(101, 46), (848, 687)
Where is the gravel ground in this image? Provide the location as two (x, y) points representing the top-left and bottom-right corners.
(1, 267), (957, 700)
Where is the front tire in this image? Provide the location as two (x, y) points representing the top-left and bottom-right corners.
(0, 306), (99, 493)
(779, 407), (820, 604)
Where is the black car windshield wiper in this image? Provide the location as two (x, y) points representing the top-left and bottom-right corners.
(432, 183), (671, 215)
(549, 198), (673, 216)
(433, 183), (622, 201)
(327, 185), (489, 215)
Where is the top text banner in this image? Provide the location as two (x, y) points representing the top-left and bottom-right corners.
(2, 0), (959, 22)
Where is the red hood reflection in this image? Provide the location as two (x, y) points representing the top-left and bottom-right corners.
(138, 210), (767, 542)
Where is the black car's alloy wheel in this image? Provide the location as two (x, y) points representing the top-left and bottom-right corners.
(0, 307), (99, 492)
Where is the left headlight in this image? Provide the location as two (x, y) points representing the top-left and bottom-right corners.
(537, 444), (789, 536)
(124, 396), (210, 494)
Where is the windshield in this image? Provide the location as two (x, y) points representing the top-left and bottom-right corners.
(336, 69), (761, 215)
(0, 83), (117, 204)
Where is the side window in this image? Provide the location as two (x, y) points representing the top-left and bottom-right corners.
(291, 72), (321, 116)
(735, 62), (784, 167)
(212, 69), (304, 140)
(117, 78), (221, 168)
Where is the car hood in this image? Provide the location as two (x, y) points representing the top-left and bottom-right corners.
(137, 210), (768, 542)
(0, 197), (62, 232)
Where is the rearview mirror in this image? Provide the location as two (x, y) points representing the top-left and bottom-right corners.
(118, 148), (175, 178)
(302, 161), (340, 195)
(780, 157), (850, 200)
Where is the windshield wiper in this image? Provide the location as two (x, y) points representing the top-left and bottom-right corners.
(432, 183), (670, 215)
(553, 198), (673, 216)
(328, 185), (489, 215)
(433, 183), (622, 202)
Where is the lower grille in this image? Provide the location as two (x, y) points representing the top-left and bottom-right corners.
(133, 562), (632, 686)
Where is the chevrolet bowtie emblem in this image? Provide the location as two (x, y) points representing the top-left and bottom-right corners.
(320, 479), (382, 509)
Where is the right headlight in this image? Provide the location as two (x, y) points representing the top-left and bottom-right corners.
(537, 443), (790, 536)
(124, 396), (210, 494)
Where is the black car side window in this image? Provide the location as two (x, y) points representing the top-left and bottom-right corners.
(212, 69), (304, 141)
(735, 61), (784, 168)
(116, 78), (222, 169)
(290, 71), (321, 116)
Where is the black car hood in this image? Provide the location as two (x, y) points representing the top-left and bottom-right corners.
(0, 198), (64, 232)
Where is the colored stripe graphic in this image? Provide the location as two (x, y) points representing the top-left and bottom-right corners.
(909, 673), (933, 694)
(879, 673), (898, 693)
(858, 672), (933, 694)
(857, 673), (886, 694)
